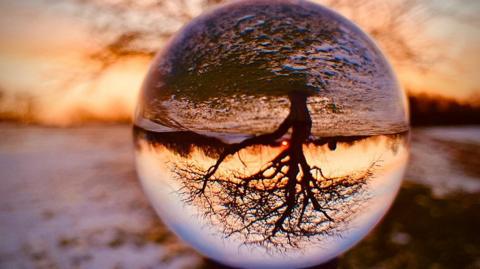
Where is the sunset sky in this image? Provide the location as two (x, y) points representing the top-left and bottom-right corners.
(0, 0), (478, 125)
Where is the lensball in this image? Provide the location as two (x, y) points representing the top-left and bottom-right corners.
(133, 0), (409, 268)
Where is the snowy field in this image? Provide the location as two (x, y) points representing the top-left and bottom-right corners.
(0, 124), (478, 269)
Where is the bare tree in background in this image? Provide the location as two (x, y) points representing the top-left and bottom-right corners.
(65, 0), (445, 84)
(2, 0), (476, 124)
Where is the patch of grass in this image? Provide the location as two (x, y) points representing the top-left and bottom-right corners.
(57, 237), (79, 248)
(339, 182), (480, 269)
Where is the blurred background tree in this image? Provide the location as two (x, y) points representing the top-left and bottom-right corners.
(0, 0), (478, 124)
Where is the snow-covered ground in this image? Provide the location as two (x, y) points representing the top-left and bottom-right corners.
(406, 126), (480, 196)
(0, 124), (478, 268)
(0, 125), (200, 269)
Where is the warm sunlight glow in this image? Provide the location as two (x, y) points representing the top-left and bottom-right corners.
(0, 0), (478, 125)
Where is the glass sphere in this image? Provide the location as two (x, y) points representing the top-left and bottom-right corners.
(134, 0), (409, 268)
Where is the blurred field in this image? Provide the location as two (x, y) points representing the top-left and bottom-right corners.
(0, 124), (478, 269)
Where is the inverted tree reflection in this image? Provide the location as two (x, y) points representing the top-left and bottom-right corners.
(164, 92), (380, 250)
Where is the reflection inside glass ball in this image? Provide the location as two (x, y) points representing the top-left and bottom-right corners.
(134, 0), (409, 268)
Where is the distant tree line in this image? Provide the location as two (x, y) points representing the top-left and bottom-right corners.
(409, 94), (480, 126)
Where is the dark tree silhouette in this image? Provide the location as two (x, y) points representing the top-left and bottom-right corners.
(170, 91), (378, 250)
(409, 94), (480, 126)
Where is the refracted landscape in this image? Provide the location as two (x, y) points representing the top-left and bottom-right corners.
(0, 124), (478, 268)
(134, 126), (408, 267)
